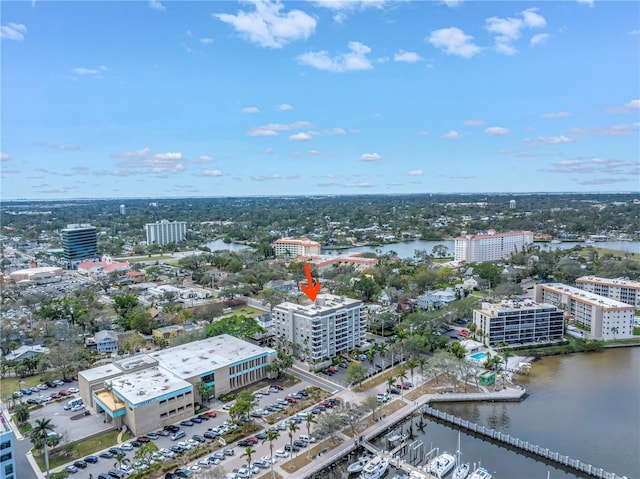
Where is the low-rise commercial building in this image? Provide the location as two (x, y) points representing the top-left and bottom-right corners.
(575, 276), (640, 310)
(78, 335), (276, 435)
(9, 266), (63, 284)
(272, 294), (364, 363)
(473, 299), (564, 347)
(535, 283), (634, 340)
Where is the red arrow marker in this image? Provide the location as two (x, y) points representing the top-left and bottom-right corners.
(301, 263), (321, 302)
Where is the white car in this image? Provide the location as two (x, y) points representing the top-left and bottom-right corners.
(68, 387), (79, 394)
(197, 460), (211, 468)
(274, 449), (289, 458)
(120, 443), (134, 451)
(188, 465), (201, 473)
(70, 404), (84, 412)
(177, 441), (192, 450)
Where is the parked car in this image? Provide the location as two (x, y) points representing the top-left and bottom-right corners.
(192, 435), (206, 443)
(204, 411), (217, 418)
(58, 390), (70, 396)
(146, 432), (159, 440)
(191, 417), (202, 424)
(222, 448), (235, 456)
(73, 460), (88, 468)
(180, 420), (194, 427)
(70, 404), (85, 412)
(274, 449), (289, 458)
(65, 465), (78, 474)
(84, 455), (99, 464)
(99, 451), (114, 459)
(67, 387), (79, 394)
(120, 443), (133, 451)
(197, 414), (209, 421)
(203, 431), (218, 439)
(237, 440), (252, 447)
(164, 425), (180, 433)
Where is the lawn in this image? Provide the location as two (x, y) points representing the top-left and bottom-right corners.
(343, 399), (407, 438)
(222, 306), (267, 319)
(0, 375), (42, 396)
(33, 429), (129, 471)
(355, 365), (406, 392)
(279, 438), (340, 474)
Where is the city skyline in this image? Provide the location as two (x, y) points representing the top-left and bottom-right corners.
(2, 0), (639, 200)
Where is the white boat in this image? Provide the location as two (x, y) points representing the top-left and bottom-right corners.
(453, 463), (470, 479)
(359, 455), (389, 479)
(428, 452), (456, 478)
(453, 430), (469, 479)
(348, 456), (371, 474)
(469, 466), (492, 479)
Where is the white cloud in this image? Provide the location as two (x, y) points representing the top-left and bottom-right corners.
(630, 29), (640, 35)
(195, 155), (215, 163)
(38, 140), (81, 151)
(251, 174), (283, 181)
(325, 128), (346, 135)
(313, 1), (387, 21)
(344, 182), (375, 188)
(297, 41), (373, 72)
(531, 33), (550, 46)
(542, 111), (572, 118)
(606, 99), (640, 114)
(214, 1), (316, 49)
(200, 38), (214, 45)
(486, 8), (547, 55)
(529, 135), (576, 144)
(418, 130), (430, 136)
(359, 153), (382, 162)
(288, 132), (312, 141)
(263, 148), (274, 154)
(149, 0), (166, 11)
(577, 0), (594, 7)
(247, 120), (313, 136)
(0, 153), (11, 162)
(308, 150), (320, 155)
(463, 119), (484, 126)
(441, 0), (463, 7)
(443, 130), (462, 140)
(242, 107), (260, 113)
(394, 50), (422, 63)
(1, 23), (26, 41)
(202, 169), (222, 177)
(71, 67), (104, 76)
(484, 126), (510, 136)
(407, 169), (424, 176)
(427, 27), (481, 58)
(569, 124), (636, 136)
(110, 147), (187, 174)
(278, 103), (294, 111)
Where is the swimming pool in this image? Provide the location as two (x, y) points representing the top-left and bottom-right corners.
(470, 352), (488, 361)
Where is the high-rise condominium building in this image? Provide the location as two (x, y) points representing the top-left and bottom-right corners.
(145, 220), (187, 245)
(272, 237), (321, 258)
(62, 223), (98, 268)
(0, 410), (15, 479)
(575, 276), (640, 310)
(535, 283), (634, 340)
(473, 299), (564, 347)
(272, 294), (364, 362)
(454, 230), (533, 263)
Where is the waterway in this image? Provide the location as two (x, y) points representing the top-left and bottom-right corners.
(204, 238), (251, 252)
(322, 240), (640, 259)
(334, 348), (640, 479)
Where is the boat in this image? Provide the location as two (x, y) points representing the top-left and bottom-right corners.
(348, 456), (371, 474)
(428, 452), (456, 478)
(469, 466), (492, 479)
(359, 455), (389, 479)
(453, 430), (470, 479)
(551, 240), (561, 244)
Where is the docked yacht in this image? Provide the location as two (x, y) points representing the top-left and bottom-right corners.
(453, 463), (470, 479)
(428, 452), (456, 478)
(348, 456), (371, 474)
(469, 466), (492, 479)
(359, 455), (389, 479)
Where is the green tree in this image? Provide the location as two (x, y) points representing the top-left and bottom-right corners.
(450, 342), (466, 359)
(432, 244), (448, 259)
(241, 445), (255, 471)
(129, 311), (154, 335)
(287, 420), (299, 466)
(31, 418), (56, 479)
(204, 315), (265, 340)
(113, 294), (139, 320)
(397, 367), (408, 400)
(474, 263), (503, 288)
(386, 375), (396, 394)
(303, 412), (317, 459)
(263, 429), (280, 479)
(345, 362), (367, 389)
(352, 277), (380, 302)
(361, 395), (380, 425)
(196, 381), (215, 405)
(406, 358), (418, 387)
(113, 451), (129, 471)
(134, 442), (159, 467)
(15, 403), (30, 425)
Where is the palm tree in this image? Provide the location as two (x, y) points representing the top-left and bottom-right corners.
(366, 347), (376, 366)
(406, 358), (418, 388)
(386, 375), (395, 394)
(397, 367), (408, 400)
(303, 412), (317, 459)
(31, 418), (55, 479)
(241, 445), (256, 472)
(288, 420), (299, 466)
(417, 357), (428, 387)
(263, 429), (279, 479)
(114, 452), (129, 472)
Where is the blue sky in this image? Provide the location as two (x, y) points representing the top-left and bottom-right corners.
(2, 0), (639, 199)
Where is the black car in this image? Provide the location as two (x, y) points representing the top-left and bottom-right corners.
(284, 444), (300, 452)
(165, 473), (176, 479)
(27, 398), (39, 405)
(84, 456), (99, 464)
(237, 439), (252, 447)
(254, 432), (267, 440)
(298, 390), (309, 397)
(73, 460), (88, 468)
(164, 425), (180, 433)
(180, 420), (194, 427)
(99, 452), (114, 459)
(45, 381), (56, 388)
(293, 440), (307, 448)
(170, 445), (185, 454)
(108, 448), (123, 456)
(157, 430), (171, 437)
(63, 377), (74, 383)
(197, 414), (209, 421)
(191, 435), (206, 443)
(108, 470), (125, 479)
(174, 469), (190, 478)
(98, 474), (110, 479)
(389, 387), (401, 394)
(203, 431), (218, 439)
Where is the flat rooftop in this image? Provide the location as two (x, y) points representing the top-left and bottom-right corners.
(542, 283), (634, 309)
(148, 334), (276, 379)
(109, 366), (192, 406)
(79, 363), (123, 382)
(115, 354), (158, 372)
(276, 294), (362, 316)
(480, 299), (558, 314)
(576, 276), (640, 288)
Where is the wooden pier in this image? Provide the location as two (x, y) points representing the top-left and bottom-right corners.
(422, 406), (628, 479)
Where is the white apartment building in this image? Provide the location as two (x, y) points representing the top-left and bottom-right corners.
(272, 294), (364, 362)
(535, 283), (634, 341)
(473, 299), (565, 347)
(272, 237), (321, 258)
(575, 276), (640, 310)
(454, 230), (533, 263)
(145, 220), (187, 245)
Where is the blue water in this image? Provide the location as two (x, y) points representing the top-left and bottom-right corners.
(470, 352), (488, 361)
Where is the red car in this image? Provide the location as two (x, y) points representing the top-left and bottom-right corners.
(246, 437), (259, 444)
(284, 397), (298, 403)
(396, 384), (411, 390)
(204, 411), (217, 418)
(58, 390), (70, 396)
(327, 367), (337, 373)
(49, 392), (61, 399)
(136, 436), (151, 443)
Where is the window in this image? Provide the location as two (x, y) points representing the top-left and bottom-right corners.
(0, 441), (10, 450)
(5, 464), (13, 475)
(0, 453), (11, 462)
